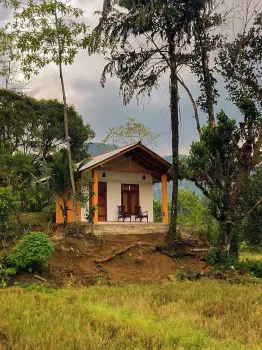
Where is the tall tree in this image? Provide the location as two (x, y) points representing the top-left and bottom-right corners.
(91, 0), (205, 250)
(0, 90), (95, 159)
(6, 0), (89, 221)
(180, 12), (262, 260)
(0, 28), (26, 90)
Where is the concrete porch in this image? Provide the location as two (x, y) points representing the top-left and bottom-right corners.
(84, 222), (169, 235)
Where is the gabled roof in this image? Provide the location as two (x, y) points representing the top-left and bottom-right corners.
(79, 142), (138, 172)
(78, 142), (172, 182)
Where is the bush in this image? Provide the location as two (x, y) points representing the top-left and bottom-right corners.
(176, 267), (197, 281)
(204, 248), (219, 266)
(204, 247), (235, 267)
(238, 259), (262, 278)
(177, 189), (218, 243)
(6, 231), (55, 272)
(153, 200), (163, 223)
(64, 222), (86, 238)
(0, 264), (16, 288)
(0, 187), (19, 245)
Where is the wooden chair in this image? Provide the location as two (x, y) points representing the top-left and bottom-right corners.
(135, 206), (148, 222)
(117, 206), (131, 222)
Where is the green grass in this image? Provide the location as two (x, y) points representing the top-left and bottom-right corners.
(1, 281), (262, 349)
(20, 212), (51, 226)
(240, 251), (262, 261)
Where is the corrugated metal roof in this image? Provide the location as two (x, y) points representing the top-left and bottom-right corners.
(78, 142), (139, 172)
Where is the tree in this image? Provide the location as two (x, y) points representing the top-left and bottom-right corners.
(8, 0), (89, 222)
(101, 117), (158, 148)
(0, 151), (39, 218)
(177, 5), (262, 261)
(92, 0), (206, 249)
(234, 168), (262, 252)
(180, 100), (262, 261)
(0, 90), (95, 159)
(50, 149), (72, 227)
(36, 99), (95, 161)
(0, 89), (39, 154)
(0, 28), (26, 90)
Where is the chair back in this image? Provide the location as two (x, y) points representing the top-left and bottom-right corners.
(135, 206), (142, 215)
(118, 205), (125, 215)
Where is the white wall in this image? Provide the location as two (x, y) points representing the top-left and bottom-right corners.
(80, 169), (154, 222)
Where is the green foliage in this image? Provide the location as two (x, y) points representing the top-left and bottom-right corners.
(64, 222), (86, 238)
(11, 0), (88, 78)
(6, 231), (55, 272)
(177, 189), (218, 243)
(0, 187), (18, 228)
(204, 248), (234, 267)
(181, 100), (262, 258)
(176, 267), (197, 281)
(153, 190), (218, 242)
(0, 264), (16, 288)
(36, 99), (95, 161)
(204, 248), (219, 266)
(153, 200), (163, 223)
(0, 187), (19, 245)
(85, 205), (98, 224)
(0, 89), (94, 160)
(238, 259), (262, 279)
(234, 169), (262, 250)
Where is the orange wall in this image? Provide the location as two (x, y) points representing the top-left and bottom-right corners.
(56, 196), (81, 224)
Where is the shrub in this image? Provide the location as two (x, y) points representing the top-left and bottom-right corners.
(0, 264), (16, 288)
(176, 267), (197, 281)
(0, 187), (18, 227)
(153, 200), (163, 223)
(6, 231), (55, 272)
(0, 187), (19, 245)
(177, 189), (218, 243)
(238, 259), (262, 278)
(204, 248), (219, 266)
(204, 247), (235, 267)
(64, 222), (86, 238)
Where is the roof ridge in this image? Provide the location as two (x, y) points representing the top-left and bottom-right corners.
(78, 142), (139, 170)
(92, 142), (138, 158)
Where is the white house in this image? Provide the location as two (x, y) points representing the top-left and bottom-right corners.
(56, 142), (172, 225)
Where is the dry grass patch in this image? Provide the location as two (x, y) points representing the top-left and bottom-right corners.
(0, 281), (262, 349)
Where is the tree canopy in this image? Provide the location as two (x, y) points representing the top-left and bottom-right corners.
(0, 89), (95, 160)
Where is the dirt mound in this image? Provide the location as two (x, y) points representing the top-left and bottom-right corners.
(13, 232), (210, 286)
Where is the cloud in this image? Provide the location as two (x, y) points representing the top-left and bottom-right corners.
(1, 0), (259, 156)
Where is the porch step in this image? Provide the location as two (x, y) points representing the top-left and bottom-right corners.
(84, 223), (169, 235)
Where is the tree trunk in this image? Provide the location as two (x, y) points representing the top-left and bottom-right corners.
(216, 220), (232, 263)
(62, 207), (68, 229)
(165, 44), (180, 247)
(54, 6), (78, 222)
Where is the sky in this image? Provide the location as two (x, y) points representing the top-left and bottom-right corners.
(0, 0), (261, 156)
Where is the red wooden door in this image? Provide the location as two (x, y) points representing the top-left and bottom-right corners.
(98, 182), (107, 221)
(121, 184), (139, 215)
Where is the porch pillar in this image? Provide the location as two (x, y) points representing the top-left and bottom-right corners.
(161, 174), (168, 224)
(93, 168), (99, 224)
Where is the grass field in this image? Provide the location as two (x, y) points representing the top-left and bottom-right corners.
(240, 251), (262, 261)
(1, 281), (262, 349)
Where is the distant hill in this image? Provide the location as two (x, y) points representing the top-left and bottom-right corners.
(88, 143), (200, 199)
(88, 143), (116, 156)
(154, 155), (201, 200)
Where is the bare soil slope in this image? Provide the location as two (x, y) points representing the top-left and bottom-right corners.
(15, 231), (211, 286)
